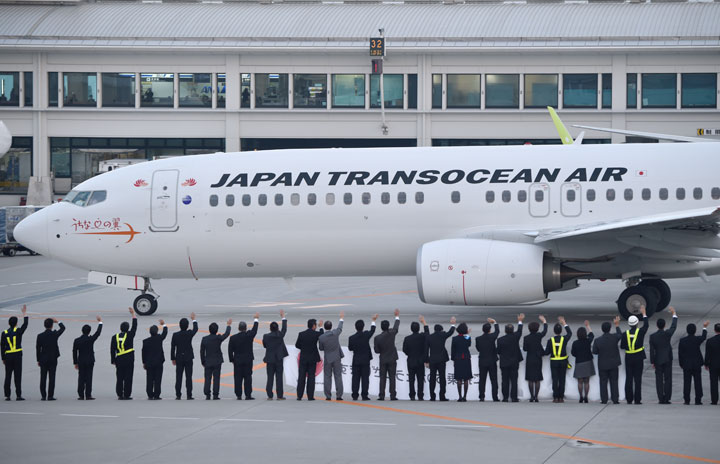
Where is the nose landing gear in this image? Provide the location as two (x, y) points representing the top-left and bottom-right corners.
(133, 279), (159, 316)
(616, 278), (671, 320)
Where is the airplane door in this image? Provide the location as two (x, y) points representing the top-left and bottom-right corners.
(561, 182), (582, 217)
(529, 183), (550, 217)
(150, 169), (179, 231)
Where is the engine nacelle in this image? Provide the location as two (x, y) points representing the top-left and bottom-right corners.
(416, 239), (575, 306)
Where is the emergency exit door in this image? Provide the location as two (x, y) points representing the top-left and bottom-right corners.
(529, 183), (550, 217)
(561, 183), (582, 217)
(150, 169), (179, 231)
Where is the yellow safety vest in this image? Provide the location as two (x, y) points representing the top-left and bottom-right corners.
(3, 327), (22, 354)
(625, 328), (644, 354)
(115, 333), (134, 356)
(550, 336), (568, 361)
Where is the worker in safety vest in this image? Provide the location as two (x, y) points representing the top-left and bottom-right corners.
(544, 316), (572, 403)
(1, 304), (28, 401)
(111, 308), (137, 400)
(620, 305), (649, 404)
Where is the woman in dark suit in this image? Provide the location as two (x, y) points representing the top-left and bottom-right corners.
(451, 323), (472, 402)
(523, 315), (547, 402)
(571, 321), (595, 403)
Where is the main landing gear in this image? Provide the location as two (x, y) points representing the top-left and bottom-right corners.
(616, 278), (671, 320)
(133, 278), (159, 316)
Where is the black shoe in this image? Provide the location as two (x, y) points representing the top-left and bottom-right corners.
(277, 397), (286, 401)
(325, 397), (332, 401)
(78, 397), (85, 400)
(176, 396), (182, 400)
(4, 397), (10, 401)
(430, 397), (436, 401)
(148, 397), (155, 400)
(16, 397), (25, 401)
(362, 397), (371, 401)
(187, 396), (194, 401)
(236, 397), (243, 400)
(212, 396), (220, 400)
(712, 402), (717, 405)
(502, 399), (508, 402)
(410, 398), (415, 401)
(635, 402), (642, 405)
(246, 397), (255, 400)
(613, 401), (620, 405)
(41, 397), (46, 401)
(206, 395), (211, 400)
(296, 398), (303, 401)
(48, 397), (56, 401)
(684, 401), (690, 405)
(439, 398), (449, 402)
(352, 396), (359, 401)
(86, 397), (95, 401)
(695, 401), (703, 405)
(479, 398), (484, 402)
(336, 397), (343, 401)
(493, 398), (500, 402)
(377, 397), (384, 401)
(308, 397), (315, 401)
(418, 398), (423, 401)
(511, 399), (519, 403)
(390, 397), (398, 401)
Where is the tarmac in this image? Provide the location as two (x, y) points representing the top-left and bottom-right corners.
(0, 254), (719, 464)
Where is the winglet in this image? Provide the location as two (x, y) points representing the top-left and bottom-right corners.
(547, 107), (573, 145)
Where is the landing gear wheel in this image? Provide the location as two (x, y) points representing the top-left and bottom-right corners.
(617, 285), (658, 320)
(639, 280), (671, 312)
(6, 249), (15, 257)
(133, 294), (158, 316)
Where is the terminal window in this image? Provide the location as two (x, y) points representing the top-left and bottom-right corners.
(524, 74), (558, 109)
(141, 73), (174, 107)
(626, 74), (637, 108)
(332, 74), (365, 108)
(602, 74), (612, 109)
(102, 73), (135, 107)
(217, 73), (226, 108)
(240, 73), (251, 108)
(407, 74), (418, 109)
(64, 72), (97, 107)
(447, 74), (480, 108)
(485, 74), (519, 109)
(179, 73), (212, 108)
(0, 72), (19, 106)
(294, 74), (327, 108)
(0, 137), (32, 194)
(48, 72), (58, 107)
(642, 74), (676, 108)
(370, 74), (403, 109)
(432, 74), (442, 109)
(23, 72), (32, 107)
(563, 74), (597, 108)
(256, 74), (288, 108)
(681, 73), (717, 109)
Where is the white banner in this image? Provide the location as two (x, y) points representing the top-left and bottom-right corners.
(282, 345), (627, 401)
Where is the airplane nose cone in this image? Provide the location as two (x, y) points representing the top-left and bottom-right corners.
(13, 208), (49, 257)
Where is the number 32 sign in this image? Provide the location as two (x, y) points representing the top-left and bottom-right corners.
(370, 38), (384, 56)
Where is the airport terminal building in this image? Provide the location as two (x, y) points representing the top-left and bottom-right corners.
(0, 0), (719, 205)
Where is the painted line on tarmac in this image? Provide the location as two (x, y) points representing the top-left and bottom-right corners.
(306, 421), (395, 426)
(138, 416), (200, 420)
(61, 413), (118, 418)
(219, 418), (284, 423)
(418, 424), (490, 429)
(0, 283), (101, 309)
(0, 411), (43, 415)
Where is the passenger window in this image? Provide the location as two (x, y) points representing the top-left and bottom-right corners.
(659, 188), (668, 200)
(642, 188), (651, 201)
(242, 194), (251, 206)
(566, 189), (576, 202)
(291, 193), (300, 206)
(381, 192), (390, 204)
(209, 195), (218, 207)
(451, 191), (461, 203)
(226, 194), (235, 207)
(275, 194), (283, 206)
(326, 193), (335, 205)
(502, 190), (511, 203)
(676, 188), (685, 200)
(87, 190), (107, 206)
(258, 194), (267, 206)
(344, 193), (352, 205)
(362, 192), (371, 205)
(624, 189), (633, 201)
(308, 193), (317, 205)
(398, 192), (407, 204)
(712, 187), (720, 200)
(415, 192), (424, 204)
(586, 189), (595, 202)
(693, 187), (703, 200)
(535, 190), (544, 202)
(606, 189), (615, 201)
(486, 191), (495, 203)
(517, 190), (527, 203)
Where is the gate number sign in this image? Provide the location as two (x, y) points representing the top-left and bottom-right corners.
(370, 38), (384, 56)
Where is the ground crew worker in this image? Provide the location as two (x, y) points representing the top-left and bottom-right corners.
(1, 304), (28, 401)
(111, 308), (137, 400)
(620, 306), (649, 404)
(545, 317), (572, 403)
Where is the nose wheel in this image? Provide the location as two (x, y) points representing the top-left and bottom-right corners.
(133, 294), (158, 316)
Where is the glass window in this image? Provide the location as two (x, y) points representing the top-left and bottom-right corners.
(0, 137), (32, 193)
(308, 193), (316, 205)
(370, 74), (403, 109)
(326, 193), (335, 205)
(606, 189), (615, 201)
(447, 75), (480, 108)
(524, 74), (557, 108)
(586, 189), (596, 202)
(712, 187), (720, 200)
(69, 191), (91, 206)
(240, 73), (251, 108)
(332, 74), (365, 108)
(627, 73), (637, 108)
(682, 73), (717, 109)
(567, 189), (576, 202)
(343, 193), (352, 205)
(676, 188), (685, 200)
(518, 190), (527, 203)
(258, 194), (267, 206)
(0, 72), (19, 106)
(451, 191), (460, 203)
(659, 188), (668, 200)
(693, 187), (702, 200)
(398, 192), (406, 204)
(291, 193), (300, 206)
(624, 189), (633, 201)
(501, 190), (511, 202)
(209, 195), (218, 207)
(179, 73), (211, 108)
(486, 74), (519, 109)
(274, 193), (283, 206)
(48, 72), (58, 107)
(486, 191), (495, 203)
(408, 74), (417, 109)
(141, 73), (174, 107)
(255, 74), (288, 108)
(642, 74), (676, 108)
(563, 74), (597, 108)
(294, 74), (326, 108)
(102, 73), (135, 107)
(535, 190), (544, 202)
(63, 72), (97, 107)
(381, 192), (390, 204)
(602, 73), (612, 108)
(242, 194), (251, 206)
(23, 72), (32, 107)
(415, 192), (424, 204)
(362, 192), (371, 205)
(432, 74), (442, 109)
(217, 73), (226, 108)
(226, 194), (235, 207)
(642, 188), (651, 200)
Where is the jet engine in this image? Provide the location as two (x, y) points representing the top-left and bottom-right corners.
(416, 239), (585, 306)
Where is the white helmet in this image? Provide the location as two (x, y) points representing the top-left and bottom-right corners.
(628, 315), (639, 326)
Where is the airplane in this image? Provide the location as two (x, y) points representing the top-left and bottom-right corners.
(12, 111), (720, 318)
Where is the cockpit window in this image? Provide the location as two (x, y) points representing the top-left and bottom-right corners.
(87, 190), (107, 206)
(63, 190), (106, 207)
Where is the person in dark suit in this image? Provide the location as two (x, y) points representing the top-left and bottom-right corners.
(545, 317), (572, 403)
(705, 323), (720, 405)
(295, 317), (324, 400)
(111, 308), (138, 400)
(170, 313), (198, 400)
(229, 312), (259, 400)
(649, 307), (678, 404)
(679, 320), (709, 405)
(200, 318), (232, 400)
(592, 316), (622, 404)
(451, 322), (473, 402)
(73, 316), (102, 400)
(36, 317), (65, 401)
(348, 314), (378, 401)
(496, 313), (525, 402)
(402, 316), (429, 401)
(374, 309), (401, 401)
(620, 306), (649, 404)
(142, 320), (168, 400)
(318, 312), (345, 401)
(427, 317), (456, 402)
(262, 310), (288, 400)
(523, 315), (548, 403)
(571, 321), (595, 403)
(2, 304), (28, 401)
(475, 318), (498, 402)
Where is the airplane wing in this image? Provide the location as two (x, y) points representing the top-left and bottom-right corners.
(571, 125), (718, 143)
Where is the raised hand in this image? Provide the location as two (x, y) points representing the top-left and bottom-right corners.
(487, 318), (496, 324)
(419, 315), (426, 325)
(21, 304), (27, 315)
(669, 307), (676, 316)
(518, 313), (525, 322)
(613, 316), (620, 326)
(450, 316), (457, 324)
(318, 319), (324, 328)
(372, 314), (379, 322)
(52, 318), (58, 323)
(227, 318), (232, 326)
(394, 308), (400, 317)
(340, 311), (345, 319)
(129, 307), (135, 317)
(703, 320), (710, 328)
(280, 309), (285, 319)
(558, 316), (566, 326)
(640, 305), (647, 317)
(584, 320), (590, 328)
(254, 312), (260, 319)
(159, 319), (165, 326)
(539, 315), (546, 324)
(96, 315), (102, 322)
(190, 312), (196, 320)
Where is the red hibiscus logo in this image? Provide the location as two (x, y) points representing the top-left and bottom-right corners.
(182, 178), (197, 187)
(133, 179), (148, 187)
